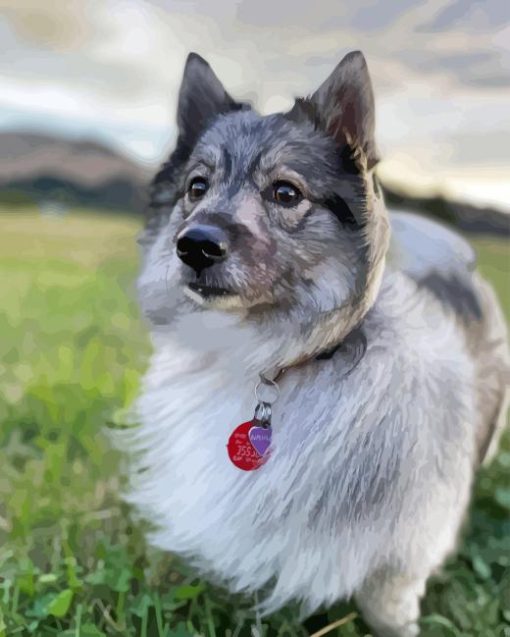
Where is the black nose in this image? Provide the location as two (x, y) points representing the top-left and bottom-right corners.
(176, 225), (229, 276)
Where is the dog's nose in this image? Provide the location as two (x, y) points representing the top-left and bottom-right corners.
(176, 225), (229, 275)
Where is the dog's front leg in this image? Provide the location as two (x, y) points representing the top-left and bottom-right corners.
(354, 570), (426, 637)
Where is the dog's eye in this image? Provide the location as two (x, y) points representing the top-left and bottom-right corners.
(273, 181), (302, 207)
(188, 177), (209, 201)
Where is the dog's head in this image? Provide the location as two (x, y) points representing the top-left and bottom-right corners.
(138, 51), (389, 356)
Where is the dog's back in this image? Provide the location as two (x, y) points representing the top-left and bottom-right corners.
(390, 210), (509, 465)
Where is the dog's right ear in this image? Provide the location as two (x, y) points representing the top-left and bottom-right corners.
(176, 53), (243, 148)
(148, 54), (246, 217)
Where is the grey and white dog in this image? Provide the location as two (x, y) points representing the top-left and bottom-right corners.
(122, 51), (509, 636)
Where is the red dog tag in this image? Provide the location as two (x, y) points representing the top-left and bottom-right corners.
(227, 420), (271, 471)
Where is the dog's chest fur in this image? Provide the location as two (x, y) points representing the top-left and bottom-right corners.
(127, 271), (477, 614)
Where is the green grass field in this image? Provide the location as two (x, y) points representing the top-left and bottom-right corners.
(0, 209), (509, 637)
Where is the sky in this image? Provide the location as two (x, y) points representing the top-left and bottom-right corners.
(1, 0), (509, 210)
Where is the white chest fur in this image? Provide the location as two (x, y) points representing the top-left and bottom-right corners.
(125, 275), (477, 615)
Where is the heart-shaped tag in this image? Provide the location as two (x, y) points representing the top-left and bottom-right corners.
(248, 426), (272, 457)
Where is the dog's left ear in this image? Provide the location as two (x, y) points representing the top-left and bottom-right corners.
(289, 51), (378, 169)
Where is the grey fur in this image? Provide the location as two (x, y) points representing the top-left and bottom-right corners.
(122, 51), (509, 637)
(389, 210), (482, 321)
(418, 272), (482, 321)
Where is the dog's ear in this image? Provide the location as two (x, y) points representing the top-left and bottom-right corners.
(289, 51), (378, 169)
(148, 54), (247, 217)
(176, 53), (243, 148)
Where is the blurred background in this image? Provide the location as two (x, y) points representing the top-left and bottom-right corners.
(1, 0), (510, 225)
(1, 2), (509, 636)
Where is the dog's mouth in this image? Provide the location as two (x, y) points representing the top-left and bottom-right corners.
(187, 281), (235, 299)
(184, 281), (244, 310)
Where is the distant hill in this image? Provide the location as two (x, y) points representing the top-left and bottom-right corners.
(0, 131), (151, 212)
(0, 130), (508, 236)
(382, 184), (510, 237)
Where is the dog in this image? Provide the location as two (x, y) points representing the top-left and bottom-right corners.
(120, 50), (509, 636)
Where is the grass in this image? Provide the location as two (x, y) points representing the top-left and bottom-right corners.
(0, 208), (509, 637)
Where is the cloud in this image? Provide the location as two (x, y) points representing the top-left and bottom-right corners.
(0, 0), (509, 209)
(417, 0), (510, 33)
(0, 0), (96, 49)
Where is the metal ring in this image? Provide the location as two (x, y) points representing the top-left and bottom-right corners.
(254, 401), (272, 424)
(254, 374), (280, 404)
